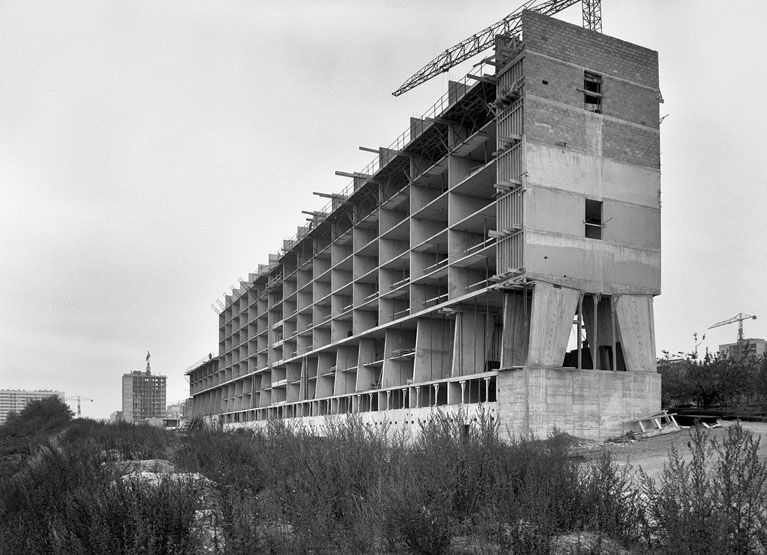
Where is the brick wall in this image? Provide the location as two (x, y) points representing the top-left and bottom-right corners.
(521, 10), (658, 89)
(519, 12), (660, 170)
(525, 53), (660, 130)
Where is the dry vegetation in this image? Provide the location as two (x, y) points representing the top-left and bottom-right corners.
(2, 399), (767, 554)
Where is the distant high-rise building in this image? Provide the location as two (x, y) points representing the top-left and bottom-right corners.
(0, 389), (65, 425)
(121, 352), (166, 423)
(719, 339), (767, 362)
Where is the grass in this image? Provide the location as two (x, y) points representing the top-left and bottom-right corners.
(1, 405), (766, 553)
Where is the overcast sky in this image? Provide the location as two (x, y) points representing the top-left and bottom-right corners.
(2, 0), (766, 419)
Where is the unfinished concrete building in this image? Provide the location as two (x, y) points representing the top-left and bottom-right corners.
(122, 358), (167, 424)
(188, 9), (661, 440)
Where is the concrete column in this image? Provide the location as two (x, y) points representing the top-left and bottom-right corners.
(501, 289), (530, 367)
(526, 282), (579, 367)
(615, 295), (656, 372)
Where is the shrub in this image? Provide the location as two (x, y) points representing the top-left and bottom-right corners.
(8, 411), (767, 553)
(0, 421), (198, 554)
(642, 424), (767, 553)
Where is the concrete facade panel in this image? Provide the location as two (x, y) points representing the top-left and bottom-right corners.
(525, 143), (660, 208)
(524, 230), (661, 295)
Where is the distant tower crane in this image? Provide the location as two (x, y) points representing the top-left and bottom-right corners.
(66, 395), (94, 418)
(692, 331), (706, 359)
(708, 313), (758, 343)
(393, 0), (602, 96)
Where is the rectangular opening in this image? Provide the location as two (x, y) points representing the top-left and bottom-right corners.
(585, 199), (602, 239)
(584, 71), (602, 114)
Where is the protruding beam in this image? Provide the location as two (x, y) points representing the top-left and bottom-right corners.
(359, 146), (380, 154)
(488, 228), (520, 238)
(494, 179), (522, 192)
(467, 73), (496, 84)
(335, 170), (371, 179)
(312, 191), (348, 200)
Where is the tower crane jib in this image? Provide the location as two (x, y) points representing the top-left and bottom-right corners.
(708, 313), (757, 343)
(392, 0), (601, 97)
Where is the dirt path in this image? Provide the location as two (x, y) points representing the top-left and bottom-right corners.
(591, 421), (767, 477)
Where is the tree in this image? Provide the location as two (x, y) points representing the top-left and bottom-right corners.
(2, 396), (73, 436)
(659, 354), (767, 410)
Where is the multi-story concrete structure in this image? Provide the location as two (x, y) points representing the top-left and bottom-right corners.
(188, 11), (662, 440)
(719, 339), (767, 362)
(122, 361), (167, 423)
(0, 389), (65, 425)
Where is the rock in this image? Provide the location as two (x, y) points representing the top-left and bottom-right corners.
(115, 458), (177, 475)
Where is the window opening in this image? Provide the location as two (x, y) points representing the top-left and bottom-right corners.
(585, 199), (603, 239)
(584, 71), (602, 113)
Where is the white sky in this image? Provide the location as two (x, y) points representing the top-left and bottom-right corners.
(1, 0), (766, 419)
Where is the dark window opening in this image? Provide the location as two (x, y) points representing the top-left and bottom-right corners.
(585, 199), (602, 239)
(584, 71), (602, 114)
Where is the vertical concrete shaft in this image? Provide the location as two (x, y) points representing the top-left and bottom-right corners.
(583, 294), (616, 369)
(452, 311), (493, 376)
(414, 318), (453, 382)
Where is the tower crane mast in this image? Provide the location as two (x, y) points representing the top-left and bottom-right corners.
(709, 313), (757, 343)
(65, 395), (94, 418)
(393, 0), (602, 97)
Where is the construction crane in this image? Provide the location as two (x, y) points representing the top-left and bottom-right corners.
(708, 313), (758, 343)
(66, 395), (93, 418)
(393, 0), (602, 96)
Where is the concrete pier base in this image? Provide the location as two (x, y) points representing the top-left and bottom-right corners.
(497, 366), (660, 440)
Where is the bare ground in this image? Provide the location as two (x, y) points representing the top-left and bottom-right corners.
(577, 421), (767, 477)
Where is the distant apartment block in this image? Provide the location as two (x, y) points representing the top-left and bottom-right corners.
(720, 339), (767, 362)
(188, 10), (662, 440)
(0, 389), (65, 425)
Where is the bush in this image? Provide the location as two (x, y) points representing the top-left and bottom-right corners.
(5, 410), (767, 553)
(53, 474), (201, 554)
(0, 420), (198, 554)
(642, 424), (767, 553)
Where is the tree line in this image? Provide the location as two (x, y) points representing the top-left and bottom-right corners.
(658, 354), (767, 410)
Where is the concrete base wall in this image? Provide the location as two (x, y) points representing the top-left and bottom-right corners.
(222, 365), (660, 442)
(497, 367), (660, 440)
(223, 403), (499, 439)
